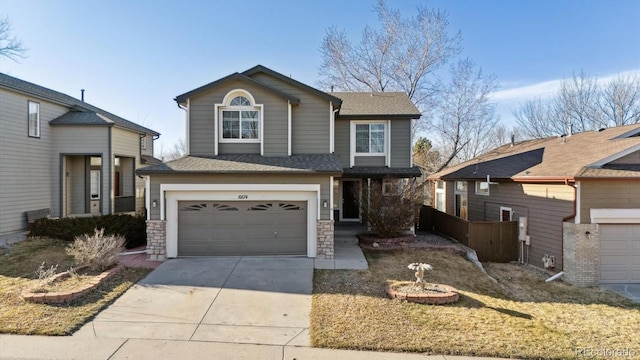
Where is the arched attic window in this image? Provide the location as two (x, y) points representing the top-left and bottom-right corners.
(220, 90), (261, 142)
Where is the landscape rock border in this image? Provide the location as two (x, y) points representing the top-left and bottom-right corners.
(385, 281), (460, 305)
(21, 265), (124, 304)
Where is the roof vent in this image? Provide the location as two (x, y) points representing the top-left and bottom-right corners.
(560, 134), (567, 143)
(511, 134), (515, 147)
(596, 128), (606, 132)
(81, 89), (85, 102)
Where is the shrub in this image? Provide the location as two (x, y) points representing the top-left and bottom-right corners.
(29, 214), (146, 248)
(34, 262), (59, 287)
(66, 228), (125, 271)
(358, 179), (422, 238)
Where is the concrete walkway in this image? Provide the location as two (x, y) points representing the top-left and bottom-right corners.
(0, 335), (510, 360)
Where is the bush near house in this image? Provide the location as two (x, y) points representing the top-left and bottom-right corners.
(29, 214), (146, 249)
(358, 180), (422, 238)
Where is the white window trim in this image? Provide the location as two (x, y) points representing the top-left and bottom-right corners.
(216, 89), (263, 146)
(160, 184), (320, 258)
(475, 181), (490, 196)
(28, 100), (40, 138)
(349, 120), (389, 167)
(500, 206), (513, 221)
(454, 181), (468, 220)
(90, 170), (101, 200)
(435, 181), (446, 212)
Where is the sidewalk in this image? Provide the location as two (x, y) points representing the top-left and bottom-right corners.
(0, 334), (511, 360)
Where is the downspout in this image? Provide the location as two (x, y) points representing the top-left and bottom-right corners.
(559, 178), (577, 273)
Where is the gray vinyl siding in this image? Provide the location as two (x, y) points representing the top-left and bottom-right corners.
(188, 79), (289, 157)
(354, 156), (385, 166)
(148, 173), (332, 220)
(466, 181), (574, 269)
(334, 120), (349, 165)
(52, 126), (110, 215)
(218, 143), (260, 155)
(141, 134), (153, 157)
(608, 150), (640, 164)
(390, 119), (411, 167)
(0, 89), (66, 234)
(112, 127), (145, 213)
(579, 180), (640, 224)
(249, 73), (330, 154)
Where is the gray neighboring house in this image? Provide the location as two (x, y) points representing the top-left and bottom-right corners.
(429, 124), (640, 286)
(0, 73), (160, 237)
(137, 65), (421, 260)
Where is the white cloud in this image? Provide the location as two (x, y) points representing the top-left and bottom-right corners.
(490, 69), (640, 103)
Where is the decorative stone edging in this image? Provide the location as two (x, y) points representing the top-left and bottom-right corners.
(21, 265), (124, 304)
(360, 241), (468, 257)
(385, 281), (460, 305)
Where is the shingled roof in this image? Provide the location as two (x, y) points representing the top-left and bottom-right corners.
(333, 92), (421, 119)
(430, 124), (640, 181)
(136, 154), (343, 175)
(0, 72), (158, 136)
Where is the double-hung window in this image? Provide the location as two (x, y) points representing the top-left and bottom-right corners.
(355, 123), (385, 154)
(28, 101), (40, 138)
(220, 95), (260, 141)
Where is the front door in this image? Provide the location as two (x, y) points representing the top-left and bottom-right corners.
(342, 180), (360, 220)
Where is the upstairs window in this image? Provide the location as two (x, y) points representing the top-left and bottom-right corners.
(220, 93), (261, 142)
(475, 181), (490, 196)
(141, 136), (147, 150)
(355, 123), (385, 154)
(28, 101), (40, 138)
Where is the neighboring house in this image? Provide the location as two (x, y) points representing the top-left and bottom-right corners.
(429, 125), (640, 286)
(0, 73), (160, 237)
(137, 65), (421, 260)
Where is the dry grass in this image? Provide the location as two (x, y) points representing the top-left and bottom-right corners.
(0, 238), (151, 335)
(311, 249), (640, 360)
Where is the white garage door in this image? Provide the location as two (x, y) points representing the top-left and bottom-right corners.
(178, 201), (307, 256)
(599, 224), (640, 283)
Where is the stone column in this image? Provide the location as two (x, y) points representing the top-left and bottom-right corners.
(146, 220), (167, 261)
(316, 220), (335, 259)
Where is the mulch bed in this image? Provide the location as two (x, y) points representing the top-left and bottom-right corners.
(358, 231), (468, 257)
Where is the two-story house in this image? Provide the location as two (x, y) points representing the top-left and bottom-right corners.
(0, 73), (160, 239)
(137, 65), (420, 260)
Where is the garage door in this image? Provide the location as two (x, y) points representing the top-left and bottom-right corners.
(178, 201), (307, 256)
(599, 225), (640, 283)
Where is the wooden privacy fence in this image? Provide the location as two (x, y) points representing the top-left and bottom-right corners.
(418, 206), (518, 263)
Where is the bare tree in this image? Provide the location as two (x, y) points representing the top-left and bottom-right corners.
(0, 16), (26, 61)
(318, 0), (462, 133)
(514, 98), (564, 138)
(598, 74), (640, 127)
(160, 138), (186, 162)
(432, 58), (499, 171)
(514, 71), (640, 138)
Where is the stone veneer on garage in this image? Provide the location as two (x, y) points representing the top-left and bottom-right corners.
(316, 220), (335, 259)
(146, 220), (167, 260)
(563, 222), (599, 287)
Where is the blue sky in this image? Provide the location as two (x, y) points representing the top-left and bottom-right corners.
(1, 0), (639, 155)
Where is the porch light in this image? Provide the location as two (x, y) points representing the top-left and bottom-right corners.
(152, 200), (158, 208)
(323, 200), (328, 208)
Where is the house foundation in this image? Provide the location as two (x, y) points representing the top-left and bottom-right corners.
(563, 222), (599, 286)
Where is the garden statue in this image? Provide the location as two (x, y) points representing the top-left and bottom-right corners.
(407, 263), (433, 288)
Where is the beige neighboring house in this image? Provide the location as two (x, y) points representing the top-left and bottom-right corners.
(137, 65), (421, 261)
(0, 73), (160, 238)
(429, 124), (640, 286)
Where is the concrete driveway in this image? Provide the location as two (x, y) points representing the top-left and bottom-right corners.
(75, 257), (313, 346)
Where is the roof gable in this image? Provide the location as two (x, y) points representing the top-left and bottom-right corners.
(174, 72), (300, 105)
(333, 92), (421, 119)
(0, 73), (159, 136)
(242, 65), (342, 105)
